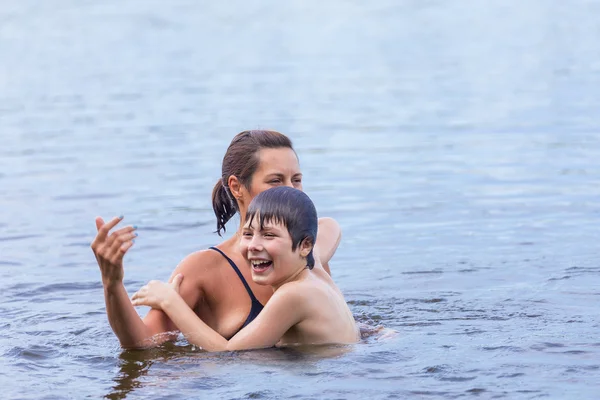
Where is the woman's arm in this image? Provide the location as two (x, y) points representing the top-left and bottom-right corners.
(103, 281), (169, 349)
(92, 216), (204, 348)
(106, 259), (202, 348)
(132, 281), (305, 352)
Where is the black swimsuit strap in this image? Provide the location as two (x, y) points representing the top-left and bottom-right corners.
(209, 246), (260, 303)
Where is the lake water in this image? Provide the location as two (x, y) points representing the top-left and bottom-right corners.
(1, 0), (600, 398)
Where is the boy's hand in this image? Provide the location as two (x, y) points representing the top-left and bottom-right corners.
(131, 274), (184, 310)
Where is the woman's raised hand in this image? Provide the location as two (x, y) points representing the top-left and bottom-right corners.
(91, 216), (137, 287)
(131, 274), (183, 310)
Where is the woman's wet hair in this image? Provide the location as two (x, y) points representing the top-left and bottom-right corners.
(212, 130), (294, 236)
(245, 186), (318, 269)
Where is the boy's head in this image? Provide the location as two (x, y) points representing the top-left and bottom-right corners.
(244, 186), (318, 269)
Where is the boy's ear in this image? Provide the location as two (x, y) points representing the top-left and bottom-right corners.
(299, 237), (314, 258)
(228, 175), (243, 199)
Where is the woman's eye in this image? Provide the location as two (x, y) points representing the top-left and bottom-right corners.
(264, 233), (275, 238)
(269, 180), (282, 185)
(242, 232), (253, 238)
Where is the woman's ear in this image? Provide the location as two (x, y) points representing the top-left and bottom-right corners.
(227, 175), (243, 200)
(299, 237), (314, 258)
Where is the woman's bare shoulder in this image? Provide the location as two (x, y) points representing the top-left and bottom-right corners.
(171, 248), (224, 281)
(318, 217), (341, 235)
(315, 217), (342, 274)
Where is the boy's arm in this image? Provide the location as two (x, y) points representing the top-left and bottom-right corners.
(226, 286), (305, 350)
(157, 285), (305, 352)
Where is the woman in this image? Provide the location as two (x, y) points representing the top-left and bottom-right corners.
(91, 130), (342, 349)
(131, 187), (358, 351)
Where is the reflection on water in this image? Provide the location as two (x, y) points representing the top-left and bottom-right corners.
(107, 341), (357, 399)
(108, 348), (158, 400)
(2, 0), (600, 399)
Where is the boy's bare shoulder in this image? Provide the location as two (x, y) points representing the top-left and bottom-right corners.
(272, 277), (336, 322)
(276, 275), (327, 300)
(271, 278), (309, 297)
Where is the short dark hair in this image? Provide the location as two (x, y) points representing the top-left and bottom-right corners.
(245, 187), (318, 269)
(212, 130), (295, 236)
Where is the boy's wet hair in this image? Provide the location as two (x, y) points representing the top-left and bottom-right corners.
(245, 186), (318, 269)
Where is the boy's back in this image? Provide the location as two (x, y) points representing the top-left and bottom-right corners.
(276, 269), (359, 346)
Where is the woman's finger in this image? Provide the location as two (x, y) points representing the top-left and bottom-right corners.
(105, 226), (137, 248)
(119, 240), (135, 255)
(95, 217), (105, 232)
(116, 232), (137, 251)
(113, 225), (137, 237)
(91, 218), (106, 249)
(109, 231), (137, 255)
(96, 216), (124, 241)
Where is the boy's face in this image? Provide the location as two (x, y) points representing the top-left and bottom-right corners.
(239, 217), (307, 288)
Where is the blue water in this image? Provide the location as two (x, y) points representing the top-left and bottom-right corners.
(1, 1), (599, 398)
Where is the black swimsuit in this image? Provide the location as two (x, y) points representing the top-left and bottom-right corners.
(209, 247), (264, 338)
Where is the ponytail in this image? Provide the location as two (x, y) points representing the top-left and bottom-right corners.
(211, 179), (238, 236)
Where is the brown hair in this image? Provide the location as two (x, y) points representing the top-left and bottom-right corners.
(212, 130), (294, 236)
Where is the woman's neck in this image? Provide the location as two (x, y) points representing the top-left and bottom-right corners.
(222, 231), (241, 249)
(237, 208), (248, 231)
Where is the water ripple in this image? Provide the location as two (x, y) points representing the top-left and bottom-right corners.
(2, 1), (600, 399)
(0, 234), (43, 242)
(9, 281), (102, 298)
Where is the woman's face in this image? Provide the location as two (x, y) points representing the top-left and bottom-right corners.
(239, 218), (306, 287)
(231, 147), (302, 223)
(247, 147), (303, 196)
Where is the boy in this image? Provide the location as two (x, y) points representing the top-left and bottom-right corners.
(131, 186), (358, 351)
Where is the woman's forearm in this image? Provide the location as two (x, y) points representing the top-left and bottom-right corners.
(104, 281), (162, 349)
(162, 293), (228, 352)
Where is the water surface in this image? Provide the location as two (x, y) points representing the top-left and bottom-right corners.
(1, 1), (599, 399)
